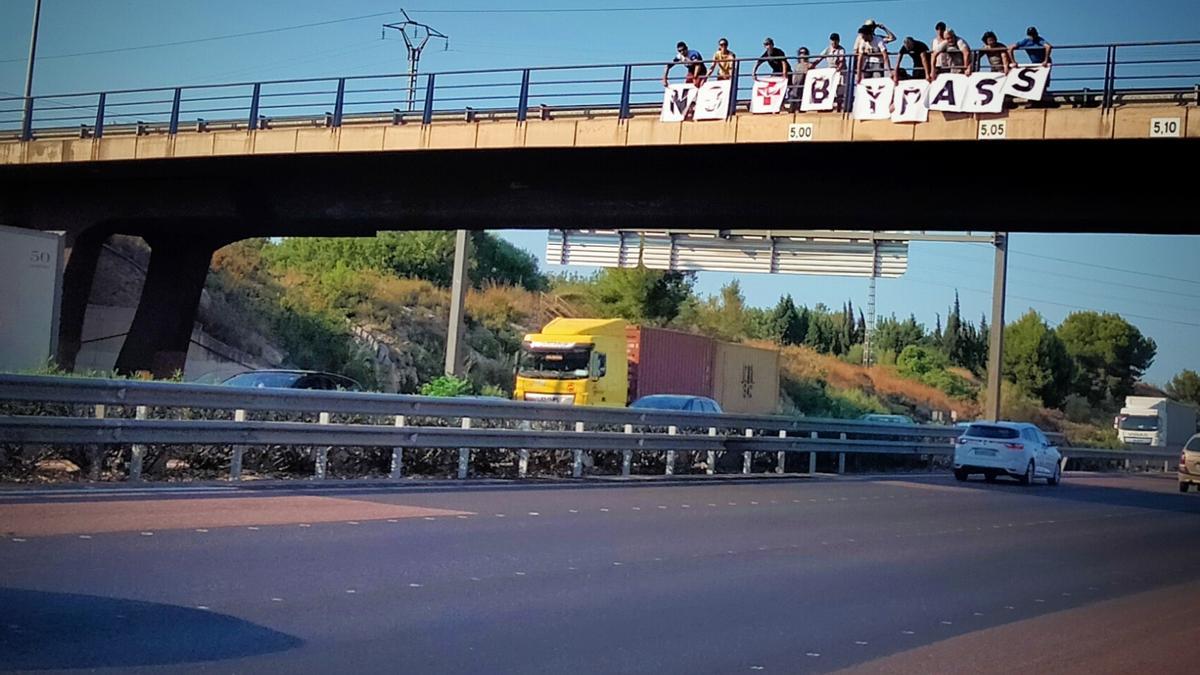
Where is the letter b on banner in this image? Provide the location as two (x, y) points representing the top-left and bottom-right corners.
(801, 68), (841, 112)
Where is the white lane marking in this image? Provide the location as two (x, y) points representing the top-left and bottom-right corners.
(298, 524), (311, 528)
(456, 515), (469, 520)
(410, 583), (424, 588)
(1005, 606), (1015, 610)
(345, 589), (357, 594)
(600, 508), (610, 513)
(940, 620), (953, 625)
(567, 567), (577, 571)
(10, 538), (26, 543)
(751, 667), (765, 671)
(612, 562), (623, 566)
(78, 535), (92, 540)
(140, 532), (154, 536)
(973, 612), (984, 617)
(901, 630), (915, 635)
(805, 652), (820, 657)
(470, 577), (482, 581)
(728, 502), (738, 506)
(495, 514), (506, 518)
(271, 597), (283, 602)
(855, 641), (869, 645)
(515, 572), (526, 576)
(657, 505), (668, 509)
(1034, 599), (1045, 603)
(196, 605), (210, 610)
(750, 501), (759, 505)
(653, 557), (663, 562)
(681, 504), (691, 509)
(247, 526), (260, 531)
(196, 528), (210, 533)
(347, 521), (360, 525)
(632, 507), (641, 511)
(707, 504), (717, 507)
(568, 509), (579, 514)
(423, 517), (436, 521)
(528, 512), (540, 517)
(387, 519), (399, 523)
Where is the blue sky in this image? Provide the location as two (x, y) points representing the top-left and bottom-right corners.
(2, 1), (1197, 384)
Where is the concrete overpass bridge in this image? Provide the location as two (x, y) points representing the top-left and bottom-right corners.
(0, 41), (1196, 376)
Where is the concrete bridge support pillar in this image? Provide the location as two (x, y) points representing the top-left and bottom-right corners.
(113, 233), (225, 378)
(56, 225), (112, 372)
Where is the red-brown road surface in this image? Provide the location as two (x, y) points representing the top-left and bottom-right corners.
(1, 472), (1198, 674)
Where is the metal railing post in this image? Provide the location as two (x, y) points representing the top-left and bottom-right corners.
(665, 425), (678, 476)
(517, 69), (531, 122)
(844, 55), (857, 114)
(314, 412), (330, 479)
(809, 431), (818, 474)
(777, 430), (787, 474)
(573, 421), (584, 478)
(94, 93), (106, 139)
(332, 78), (346, 127)
(247, 83), (261, 131)
(726, 60), (740, 117)
(742, 428), (753, 474)
(168, 87), (182, 135)
(518, 419), (531, 478)
(622, 423), (633, 476)
(838, 432), (847, 474)
(390, 415), (405, 479)
(230, 409), (246, 480)
(20, 96), (34, 141)
(423, 74), (436, 125)
(129, 405), (148, 481)
(458, 417), (471, 480)
(618, 65), (632, 120)
(89, 404), (105, 481)
(707, 427), (717, 475)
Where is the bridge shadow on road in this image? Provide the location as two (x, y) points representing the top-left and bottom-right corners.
(0, 588), (302, 671)
(942, 474), (1200, 516)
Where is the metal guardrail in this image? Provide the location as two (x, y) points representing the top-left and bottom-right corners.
(0, 375), (1181, 482)
(1, 39), (1198, 141)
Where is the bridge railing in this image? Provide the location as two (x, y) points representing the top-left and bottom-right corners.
(0, 374), (1178, 482)
(2, 39), (1198, 142)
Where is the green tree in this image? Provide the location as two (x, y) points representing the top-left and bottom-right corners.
(1166, 369), (1200, 407)
(1056, 311), (1157, 404)
(874, 314), (926, 356)
(588, 267), (695, 326)
(1002, 310), (1074, 408)
(769, 295), (807, 345)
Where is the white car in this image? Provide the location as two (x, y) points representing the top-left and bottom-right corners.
(953, 421), (1062, 486)
(1179, 434), (1200, 493)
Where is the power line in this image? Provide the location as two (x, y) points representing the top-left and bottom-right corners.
(1011, 249), (1200, 287)
(0, 11), (400, 64)
(408, 0), (912, 13)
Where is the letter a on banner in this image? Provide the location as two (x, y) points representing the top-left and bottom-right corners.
(660, 84), (697, 122)
(693, 80), (731, 121)
(852, 79), (894, 120)
(1002, 65), (1050, 101)
(964, 72), (1007, 114)
(801, 68), (840, 112)
(891, 80), (929, 122)
(928, 74), (969, 112)
(751, 76), (788, 114)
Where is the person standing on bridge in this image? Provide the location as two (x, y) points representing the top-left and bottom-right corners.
(895, 36), (933, 82)
(931, 21), (951, 74)
(1009, 26), (1053, 67)
(788, 46), (814, 111)
(932, 28), (972, 75)
(979, 31), (1013, 73)
(753, 37), (791, 79)
(812, 33), (847, 110)
(855, 23), (893, 82)
(664, 41), (709, 88)
(712, 38), (737, 81)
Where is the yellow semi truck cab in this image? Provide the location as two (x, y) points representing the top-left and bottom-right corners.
(513, 318), (629, 407)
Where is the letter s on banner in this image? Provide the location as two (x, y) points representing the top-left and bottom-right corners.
(801, 68), (841, 112)
(660, 84), (697, 122)
(891, 80), (929, 123)
(852, 79), (894, 120)
(964, 72), (1007, 114)
(1002, 65), (1050, 101)
(693, 81), (731, 121)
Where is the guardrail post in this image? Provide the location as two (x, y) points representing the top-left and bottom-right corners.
(742, 428), (753, 474)
(129, 405), (148, 481)
(838, 432), (847, 474)
(665, 425), (678, 476)
(1102, 46), (1117, 110)
(777, 430), (787, 474)
(332, 78), (346, 127)
(247, 83), (261, 132)
(390, 415), (405, 479)
(518, 420), (531, 478)
(94, 93), (106, 139)
(89, 404), (105, 481)
(168, 87), (182, 135)
(314, 412), (330, 479)
(573, 421), (584, 478)
(517, 69), (531, 123)
(458, 417), (471, 480)
(622, 423), (633, 476)
(20, 96), (34, 141)
(618, 65), (632, 120)
(808, 431), (818, 474)
(230, 409), (246, 481)
(707, 427), (717, 475)
(423, 74), (436, 125)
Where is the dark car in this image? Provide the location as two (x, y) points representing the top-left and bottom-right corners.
(221, 369), (362, 391)
(630, 395), (722, 413)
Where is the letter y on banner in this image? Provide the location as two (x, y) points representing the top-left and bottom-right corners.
(751, 76), (788, 114)
(660, 84), (697, 122)
(694, 80), (732, 121)
(852, 79), (894, 120)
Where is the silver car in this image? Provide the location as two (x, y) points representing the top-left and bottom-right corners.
(1179, 434), (1200, 493)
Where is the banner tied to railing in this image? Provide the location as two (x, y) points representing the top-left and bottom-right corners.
(661, 65), (1051, 123)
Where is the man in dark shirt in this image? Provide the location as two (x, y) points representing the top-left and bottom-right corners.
(894, 36), (932, 82)
(753, 37), (791, 79)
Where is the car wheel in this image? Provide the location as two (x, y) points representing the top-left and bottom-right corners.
(1181, 482), (1190, 493)
(984, 472), (997, 483)
(1019, 460), (1034, 486)
(1047, 462), (1061, 486)
(954, 468), (968, 481)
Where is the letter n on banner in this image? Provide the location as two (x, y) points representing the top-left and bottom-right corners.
(964, 72), (1007, 114)
(660, 84), (697, 122)
(693, 81), (732, 121)
(891, 80), (929, 122)
(801, 68), (840, 112)
(1002, 66), (1050, 101)
(928, 73), (969, 113)
(750, 76), (788, 114)
(852, 79), (894, 120)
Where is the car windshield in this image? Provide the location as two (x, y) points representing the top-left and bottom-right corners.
(631, 396), (693, 411)
(222, 372), (304, 388)
(965, 424), (1020, 440)
(1118, 415), (1159, 431)
(1187, 436), (1200, 452)
(518, 347), (592, 380)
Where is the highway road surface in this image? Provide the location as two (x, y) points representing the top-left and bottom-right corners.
(2, 472), (1198, 674)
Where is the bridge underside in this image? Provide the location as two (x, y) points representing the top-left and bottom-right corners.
(0, 137), (1192, 376)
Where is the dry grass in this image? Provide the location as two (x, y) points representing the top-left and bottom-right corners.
(467, 284), (539, 329)
(769, 343), (981, 419)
